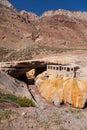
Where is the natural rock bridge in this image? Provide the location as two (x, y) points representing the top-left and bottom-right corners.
(0, 60), (47, 81)
(0, 57), (80, 83)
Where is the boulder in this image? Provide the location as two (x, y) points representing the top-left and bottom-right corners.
(0, 71), (32, 98)
(26, 69), (35, 79)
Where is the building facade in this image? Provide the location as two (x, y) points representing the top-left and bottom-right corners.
(47, 64), (79, 78)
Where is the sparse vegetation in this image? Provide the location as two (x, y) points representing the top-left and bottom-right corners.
(68, 108), (82, 114)
(0, 93), (18, 103)
(0, 109), (12, 119)
(17, 97), (35, 107)
(0, 93), (35, 107)
(60, 127), (67, 130)
(0, 47), (13, 61)
(3, 43), (87, 61)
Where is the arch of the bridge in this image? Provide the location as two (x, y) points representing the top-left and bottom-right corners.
(1, 61), (47, 79)
(10, 65), (47, 84)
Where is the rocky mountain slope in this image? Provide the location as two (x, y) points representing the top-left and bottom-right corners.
(0, 0), (87, 61)
(0, 2), (38, 50)
(39, 9), (87, 47)
(20, 10), (39, 21)
(42, 9), (87, 21)
(0, 0), (13, 8)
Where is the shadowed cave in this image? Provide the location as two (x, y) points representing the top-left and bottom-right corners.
(16, 66), (47, 85)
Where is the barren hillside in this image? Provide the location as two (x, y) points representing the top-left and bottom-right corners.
(0, 0), (87, 61)
(35, 14), (87, 48)
(0, 4), (38, 50)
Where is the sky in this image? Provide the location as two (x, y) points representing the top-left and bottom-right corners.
(9, 0), (87, 16)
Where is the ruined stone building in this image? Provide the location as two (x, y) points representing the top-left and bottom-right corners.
(47, 64), (79, 78)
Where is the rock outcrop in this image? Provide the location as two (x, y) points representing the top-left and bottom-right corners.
(0, 0), (14, 9)
(26, 69), (35, 79)
(0, 71), (32, 98)
(37, 76), (87, 108)
(20, 10), (39, 21)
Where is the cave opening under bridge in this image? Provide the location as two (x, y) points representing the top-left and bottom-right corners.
(13, 65), (47, 85)
(2, 60), (47, 85)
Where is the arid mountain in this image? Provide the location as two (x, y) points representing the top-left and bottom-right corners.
(34, 9), (87, 48)
(0, 0), (87, 61)
(0, 2), (39, 50)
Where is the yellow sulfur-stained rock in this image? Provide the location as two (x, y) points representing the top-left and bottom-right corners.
(38, 77), (64, 106)
(26, 69), (35, 79)
(37, 76), (87, 108)
(63, 78), (87, 108)
(35, 71), (49, 87)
